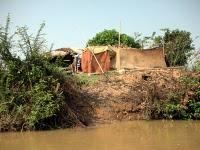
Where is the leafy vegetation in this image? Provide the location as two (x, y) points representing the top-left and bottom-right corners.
(193, 61), (200, 71)
(191, 49), (200, 71)
(153, 29), (194, 67)
(73, 74), (99, 85)
(150, 75), (200, 120)
(87, 29), (141, 48)
(0, 16), (88, 131)
(132, 32), (157, 49)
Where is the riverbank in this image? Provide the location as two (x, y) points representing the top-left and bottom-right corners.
(1, 68), (200, 132)
(75, 68), (184, 123)
(67, 67), (200, 125)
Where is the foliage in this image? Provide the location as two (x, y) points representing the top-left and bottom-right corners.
(190, 49), (200, 71)
(151, 75), (200, 120)
(193, 61), (200, 71)
(154, 29), (194, 66)
(87, 29), (141, 48)
(133, 32), (157, 49)
(73, 74), (98, 85)
(53, 56), (68, 67)
(0, 16), (67, 131)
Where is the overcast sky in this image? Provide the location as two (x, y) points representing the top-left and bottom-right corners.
(0, 0), (200, 49)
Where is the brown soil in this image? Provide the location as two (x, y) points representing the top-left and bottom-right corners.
(79, 68), (184, 124)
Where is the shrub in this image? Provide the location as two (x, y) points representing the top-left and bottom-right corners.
(0, 16), (68, 131)
(193, 61), (200, 71)
(150, 74), (200, 120)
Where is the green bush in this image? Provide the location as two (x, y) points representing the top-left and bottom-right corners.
(26, 79), (63, 127)
(151, 75), (200, 120)
(0, 16), (67, 131)
(192, 61), (200, 71)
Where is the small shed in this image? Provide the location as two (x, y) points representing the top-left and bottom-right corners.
(81, 46), (116, 73)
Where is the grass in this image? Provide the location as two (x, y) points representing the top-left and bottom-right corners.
(73, 73), (99, 85)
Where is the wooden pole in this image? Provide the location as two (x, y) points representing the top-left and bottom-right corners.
(91, 49), (104, 73)
(117, 21), (121, 70)
(118, 21), (121, 47)
(162, 37), (165, 57)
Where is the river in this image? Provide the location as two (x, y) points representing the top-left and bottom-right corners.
(0, 121), (200, 150)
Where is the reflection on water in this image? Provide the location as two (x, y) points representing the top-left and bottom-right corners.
(0, 121), (200, 150)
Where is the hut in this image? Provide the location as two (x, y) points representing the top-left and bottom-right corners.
(49, 48), (75, 67)
(81, 46), (116, 73)
(81, 46), (166, 73)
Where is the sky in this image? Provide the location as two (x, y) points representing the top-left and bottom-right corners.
(0, 0), (200, 49)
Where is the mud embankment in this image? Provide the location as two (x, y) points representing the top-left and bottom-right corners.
(74, 68), (184, 124)
(0, 68), (191, 131)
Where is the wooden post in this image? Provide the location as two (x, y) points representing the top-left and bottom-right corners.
(118, 21), (121, 47)
(91, 49), (104, 74)
(117, 48), (121, 70)
(117, 21), (121, 70)
(162, 38), (165, 58)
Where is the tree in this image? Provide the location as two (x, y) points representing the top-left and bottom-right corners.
(154, 29), (194, 66)
(87, 29), (141, 48)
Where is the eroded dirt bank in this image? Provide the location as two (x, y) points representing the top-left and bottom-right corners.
(0, 68), (195, 131)
(72, 68), (184, 124)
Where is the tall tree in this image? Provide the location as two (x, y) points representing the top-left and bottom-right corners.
(154, 29), (194, 66)
(87, 29), (141, 48)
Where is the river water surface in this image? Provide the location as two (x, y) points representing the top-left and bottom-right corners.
(0, 121), (200, 150)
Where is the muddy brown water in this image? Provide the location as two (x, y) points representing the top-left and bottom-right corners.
(0, 121), (200, 150)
